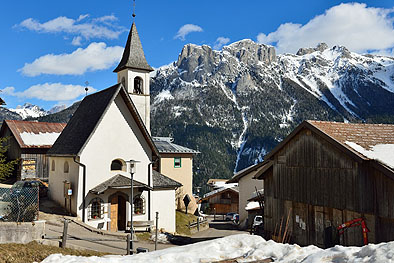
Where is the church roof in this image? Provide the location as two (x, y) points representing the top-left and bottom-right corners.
(89, 174), (151, 194)
(48, 83), (159, 157)
(113, 22), (153, 73)
(152, 170), (182, 189)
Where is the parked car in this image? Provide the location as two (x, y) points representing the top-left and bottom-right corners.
(253, 215), (263, 228)
(11, 180), (48, 198)
(251, 215), (264, 235)
(225, 212), (237, 221)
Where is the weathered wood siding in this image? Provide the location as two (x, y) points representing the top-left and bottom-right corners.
(264, 128), (394, 247)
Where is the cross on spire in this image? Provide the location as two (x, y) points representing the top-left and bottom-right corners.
(132, 0), (136, 20)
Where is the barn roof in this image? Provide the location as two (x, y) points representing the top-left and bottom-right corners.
(227, 160), (272, 183)
(152, 137), (199, 154)
(201, 186), (239, 201)
(48, 84), (159, 157)
(152, 170), (182, 189)
(259, 120), (394, 179)
(0, 120), (66, 149)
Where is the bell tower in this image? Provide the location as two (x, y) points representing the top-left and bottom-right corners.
(114, 6), (153, 132)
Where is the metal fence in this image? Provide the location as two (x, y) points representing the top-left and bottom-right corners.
(0, 187), (39, 222)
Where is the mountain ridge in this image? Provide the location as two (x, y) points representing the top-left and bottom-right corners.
(1, 39), (393, 193)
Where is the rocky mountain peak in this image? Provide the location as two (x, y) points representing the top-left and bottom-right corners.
(223, 39), (276, 65)
(296, 42), (329, 56)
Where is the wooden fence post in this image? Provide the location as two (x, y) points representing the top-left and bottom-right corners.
(155, 212), (159, 251)
(61, 219), (69, 248)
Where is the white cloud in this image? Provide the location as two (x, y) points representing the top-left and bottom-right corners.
(214, 37), (230, 50)
(257, 3), (394, 54)
(3, 83), (96, 102)
(17, 14), (126, 45)
(20, 42), (123, 76)
(175, 24), (203, 40)
(71, 36), (82, 46)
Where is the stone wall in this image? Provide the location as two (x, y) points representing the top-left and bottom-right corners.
(0, 220), (45, 244)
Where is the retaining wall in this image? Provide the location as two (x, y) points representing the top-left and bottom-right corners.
(0, 220), (45, 244)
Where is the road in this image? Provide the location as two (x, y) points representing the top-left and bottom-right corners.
(40, 199), (247, 254)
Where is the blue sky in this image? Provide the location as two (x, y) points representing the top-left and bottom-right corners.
(1, 0), (393, 110)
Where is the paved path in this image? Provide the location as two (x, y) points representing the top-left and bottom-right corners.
(45, 219), (175, 254)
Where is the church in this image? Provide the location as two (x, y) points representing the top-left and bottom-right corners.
(47, 20), (186, 233)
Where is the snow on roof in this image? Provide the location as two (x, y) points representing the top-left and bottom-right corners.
(41, 234), (394, 263)
(20, 132), (61, 147)
(245, 201), (260, 211)
(202, 186), (239, 199)
(345, 141), (394, 169)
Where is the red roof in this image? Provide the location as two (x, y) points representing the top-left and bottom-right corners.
(308, 120), (394, 150)
(2, 120), (66, 148)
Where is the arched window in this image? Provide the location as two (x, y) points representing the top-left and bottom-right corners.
(111, 159), (125, 171)
(133, 77), (143, 94)
(133, 195), (145, 215)
(88, 198), (104, 219)
(51, 160), (55, 171)
(64, 161), (69, 173)
(121, 76), (126, 87)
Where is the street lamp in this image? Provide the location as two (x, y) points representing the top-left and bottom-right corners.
(128, 159), (139, 255)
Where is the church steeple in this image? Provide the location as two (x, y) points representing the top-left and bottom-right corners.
(113, 22), (153, 73)
(114, 5), (152, 132)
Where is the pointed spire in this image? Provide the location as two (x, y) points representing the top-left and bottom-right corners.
(114, 22), (153, 73)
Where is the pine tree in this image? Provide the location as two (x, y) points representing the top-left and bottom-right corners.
(0, 137), (18, 181)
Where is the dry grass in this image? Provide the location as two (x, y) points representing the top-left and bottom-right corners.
(0, 241), (108, 263)
(176, 210), (198, 236)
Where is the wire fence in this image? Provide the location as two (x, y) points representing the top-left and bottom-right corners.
(0, 187), (39, 222)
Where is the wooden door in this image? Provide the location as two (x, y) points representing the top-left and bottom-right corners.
(110, 196), (118, 232)
(118, 195), (126, 231)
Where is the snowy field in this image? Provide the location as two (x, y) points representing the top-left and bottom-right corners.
(41, 234), (394, 263)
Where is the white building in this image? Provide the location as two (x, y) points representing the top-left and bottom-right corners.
(48, 21), (180, 233)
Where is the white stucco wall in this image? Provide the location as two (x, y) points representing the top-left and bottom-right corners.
(78, 94), (153, 223)
(239, 174), (264, 225)
(117, 69), (150, 131)
(48, 157), (80, 216)
(151, 189), (176, 233)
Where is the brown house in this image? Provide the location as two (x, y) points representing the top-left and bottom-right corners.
(0, 120), (66, 181)
(256, 120), (394, 247)
(200, 187), (239, 214)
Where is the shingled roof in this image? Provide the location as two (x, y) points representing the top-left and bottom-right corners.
(48, 84), (159, 157)
(0, 120), (66, 148)
(153, 137), (199, 154)
(113, 22), (153, 73)
(308, 121), (394, 150)
(263, 120), (394, 173)
(89, 174), (151, 194)
(152, 170), (182, 189)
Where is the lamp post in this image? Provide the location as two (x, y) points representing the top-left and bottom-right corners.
(128, 160), (139, 255)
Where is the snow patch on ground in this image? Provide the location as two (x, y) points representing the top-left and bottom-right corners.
(345, 141), (394, 169)
(19, 132), (61, 146)
(41, 234), (394, 263)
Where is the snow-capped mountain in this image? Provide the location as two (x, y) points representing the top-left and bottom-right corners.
(8, 103), (67, 119)
(9, 103), (48, 119)
(150, 40), (394, 187)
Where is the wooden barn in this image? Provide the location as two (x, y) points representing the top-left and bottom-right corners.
(0, 120), (66, 181)
(256, 120), (394, 247)
(200, 187), (239, 214)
